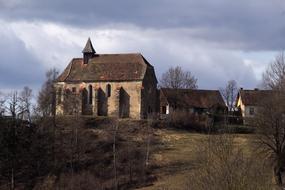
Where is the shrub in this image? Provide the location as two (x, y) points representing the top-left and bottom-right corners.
(187, 134), (273, 190)
(165, 110), (212, 132)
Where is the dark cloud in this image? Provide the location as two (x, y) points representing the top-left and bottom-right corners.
(1, 0), (285, 50)
(0, 0), (282, 92)
(0, 30), (45, 90)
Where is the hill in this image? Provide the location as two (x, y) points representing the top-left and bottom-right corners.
(0, 116), (273, 190)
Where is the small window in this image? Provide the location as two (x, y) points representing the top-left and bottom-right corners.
(88, 85), (93, 105)
(72, 87), (76, 93)
(106, 84), (111, 97)
(249, 107), (254, 115)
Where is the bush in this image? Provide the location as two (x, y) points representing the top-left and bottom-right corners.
(187, 134), (273, 190)
(164, 111), (212, 132)
(216, 125), (255, 134)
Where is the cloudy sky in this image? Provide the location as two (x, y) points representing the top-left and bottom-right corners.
(1, 0), (285, 93)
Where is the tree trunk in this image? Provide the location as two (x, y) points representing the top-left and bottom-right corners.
(143, 118), (152, 184)
(10, 168), (14, 190)
(127, 142), (133, 183)
(274, 166), (283, 186)
(27, 110), (31, 127)
(113, 121), (118, 190)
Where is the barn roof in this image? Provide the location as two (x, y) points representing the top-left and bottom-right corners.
(56, 53), (156, 82)
(237, 89), (273, 106)
(160, 88), (226, 109)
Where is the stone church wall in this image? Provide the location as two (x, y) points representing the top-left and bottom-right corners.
(55, 81), (143, 119)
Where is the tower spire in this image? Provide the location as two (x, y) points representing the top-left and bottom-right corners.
(82, 37), (96, 54)
(82, 38), (96, 64)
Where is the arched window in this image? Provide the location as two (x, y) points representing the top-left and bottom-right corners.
(88, 85), (93, 104)
(148, 106), (152, 113)
(58, 88), (62, 104)
(106, 84), (111, 97)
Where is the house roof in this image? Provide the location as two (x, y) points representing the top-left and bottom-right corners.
(160, 88), (226, 109)
(56, 53), (156, 82)
(237, 89), (273, 106)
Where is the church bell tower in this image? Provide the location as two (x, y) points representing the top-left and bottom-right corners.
(82, 38), (96, 64)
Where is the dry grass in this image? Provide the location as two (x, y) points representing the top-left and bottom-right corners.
(137, 128), (258, 190)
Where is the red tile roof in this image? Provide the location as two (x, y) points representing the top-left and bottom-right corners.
(160, 88), (226, 109)
(237, 89), (273, 106)
(56, 53), (155, 82)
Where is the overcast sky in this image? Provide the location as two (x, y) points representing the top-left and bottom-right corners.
(1, 0), (285, 93)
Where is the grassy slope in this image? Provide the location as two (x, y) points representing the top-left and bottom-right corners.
(138, 128), (253, 190)
(37, 117), (256, 189)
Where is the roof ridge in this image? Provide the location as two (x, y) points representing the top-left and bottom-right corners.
(93, 52), (141, 55)
(161, 88), (219, 91)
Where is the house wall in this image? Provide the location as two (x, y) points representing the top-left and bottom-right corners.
(236, 95), (258, 125)
(236, 96), (246, 117)
(237, 94), (258, 117)
(54, 81), (143, 119)
(54, 82), (65, 115)
(242, 106), (258, 125)
(141, 67), (158, 118)
(159, 90), (171, 118)
(244, 106), (258, 118)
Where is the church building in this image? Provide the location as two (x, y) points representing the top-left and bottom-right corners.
(54, 38), (158, 119)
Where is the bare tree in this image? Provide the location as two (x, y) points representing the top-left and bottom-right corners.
(37, 68), (59, 178)
(19, 86), (33, 124)
(220, 80), (238, 111)
(112, 119), (119, 190)
(0, 91), (5, 116)
(256, 52), (285, 187)
(160, 66), (198, 89)
(188, 133), (273, 190)
(62, 90), (82, 189)
(37, 68), (59, 116)
(66, 91), (82, 164)
(6, 91), (20, 119)
(4, 91), (20, 190)
(254, 91), (285, 186)
(262, 52), (285, 90)
(142, 117), (153, 184)
(145, 118), (152, 168)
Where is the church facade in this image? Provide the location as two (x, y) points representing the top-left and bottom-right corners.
(54, 38), (158, 119)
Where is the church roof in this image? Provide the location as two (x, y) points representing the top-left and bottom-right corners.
(160, 88), (226, 109)
(82, 38), (96, 54)
(56, 53), (155, 82)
